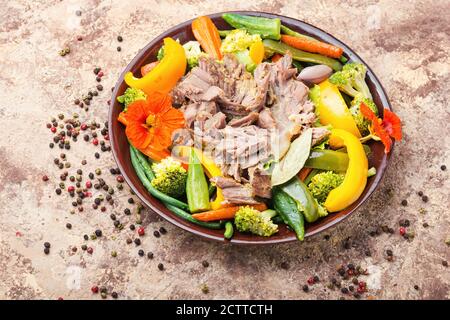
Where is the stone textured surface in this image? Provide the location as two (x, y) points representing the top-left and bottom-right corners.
(0, 0), (449, 300)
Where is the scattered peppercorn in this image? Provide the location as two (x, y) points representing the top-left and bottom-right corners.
(117, 35), (123, 42)
(441, 165), (446, 171)
(117, 46), (121, 52)
(153, 230), (160, 238)
(134, 238), (141, 246)
(442, 260), (448, 267)
(66, 223), (72, 229)
(95, 229), (102, 237)
(421, 195), (429, 202)
(401, 199), (407, 206)
(138, 249), (144, 257)
(202, 260), (209, 268)
(111, 292), (118, 299)
(302, 285), (309, 292)
(128, 198), (134, 204)
(158, 263), (164, 271)
(44, 248), (50, 255)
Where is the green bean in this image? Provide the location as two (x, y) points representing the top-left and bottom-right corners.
(280, 25), (317, 42)
(165, 204), (224, 229)
(130, 145), (189, 211)
(224, 221), (234, 239)
(303, 168), (320, 185)
(263, 39), (342, 71)
(131, 146), (155, 181)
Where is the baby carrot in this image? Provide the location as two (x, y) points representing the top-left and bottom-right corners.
(280, 34), (343, 59)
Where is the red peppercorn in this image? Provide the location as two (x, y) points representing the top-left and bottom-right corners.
(92, 138), (99, 146)
(87, 247), (93, 254)
(42, 175), (49, 182)
(51, 127), (57, 133)
(57, 297), (64, 300)
(68, 186), (75, 192)
(399, 227), (406, 236)
(357, 286), (365, 294)
(307, 277), (315, 285)
(86, 181), (92, 188)
(116, 175), (124, 183)
(358, 281), (366, 288)
(104, 134), (109, 141)
(137, 227), (145, 236)
(81, 123), (87, 130)
(98, 71), (104, 77)
(91, 286), (99, 294)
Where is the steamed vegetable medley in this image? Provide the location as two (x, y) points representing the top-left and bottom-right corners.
(117, 14), (403, 241)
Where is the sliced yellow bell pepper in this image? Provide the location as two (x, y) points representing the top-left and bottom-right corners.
(124, 38), (186, 96)
(324, 129), (368, 212)
(171, 146), (226, 209)
(310, 80), (360, 148)
(249, 40), (265, 64)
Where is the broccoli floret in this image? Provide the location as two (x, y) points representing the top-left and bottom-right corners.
(308, 171), (345, 204)
(221, 29), (261, 72)
(349, 94), (379, 136)
(329, 62), (372, 100)
(182, 41), (204, 69)
(117, 88), (147, 111)
(150, 157), (187, 198)
(234, 207), (278, 237)
(221, 29), (262, 53)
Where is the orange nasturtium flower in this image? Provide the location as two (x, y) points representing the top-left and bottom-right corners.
(360, 103), (402, 154)
(123, 94), (185, 155)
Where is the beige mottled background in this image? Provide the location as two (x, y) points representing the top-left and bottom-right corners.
(0, 0), (449, 300)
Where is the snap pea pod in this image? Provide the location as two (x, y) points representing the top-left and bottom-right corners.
(305, 149), (349, 172)
(263, 39), (342, 71)
(222, 13), (281, 40)
(186, 148), (211, 213)
(224, 221), (234, 239)
(273, 188), (305, 241)
(281, 177), (319, 223)
(131, 145), (155, 181)
(165, 204), (224, 229)
(130, 145), (189, 211)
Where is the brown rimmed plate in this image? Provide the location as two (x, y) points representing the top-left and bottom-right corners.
(109, 11), (393, 244)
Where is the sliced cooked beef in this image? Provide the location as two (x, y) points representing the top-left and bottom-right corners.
(202, 86), (248, 116)
(228, 112), (259, 127)
(172, 67), (214, 102)
(181, 102), (199, 128)
(311, 127), (331, 146)
(210, 125), (271, 181)
(172, 128), (193, 147)
(210, 176), (259, 205)
(204, 112), (227, 130)
(174, 54), (269, 116)
(264, 54), (317, 159)
(257, 108), (276, 129)
(248, 167), (272, 198)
